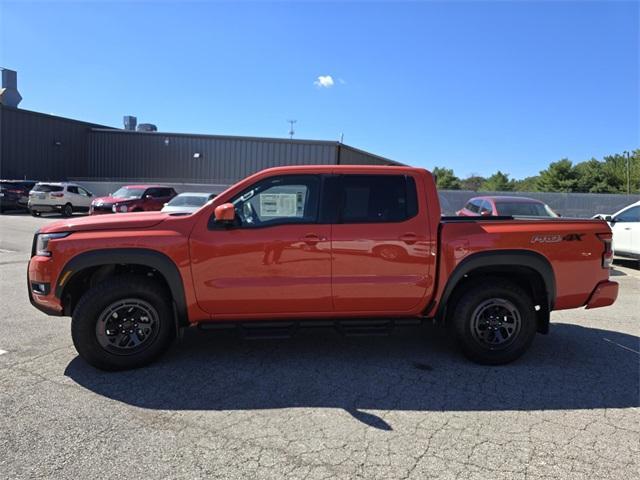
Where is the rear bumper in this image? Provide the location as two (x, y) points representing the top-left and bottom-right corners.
(585, 280), (619, 309)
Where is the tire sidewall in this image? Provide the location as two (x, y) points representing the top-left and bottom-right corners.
(452, 281), (537, 365)
(72, 279), (174, 370)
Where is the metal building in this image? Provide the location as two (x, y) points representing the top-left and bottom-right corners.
(0, 106), (402, 188)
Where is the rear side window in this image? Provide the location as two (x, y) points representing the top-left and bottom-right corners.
(33, 184), (63, 192)
(338, 175), (417, 223)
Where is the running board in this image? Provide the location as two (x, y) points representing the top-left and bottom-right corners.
(197, 318), (424, 339)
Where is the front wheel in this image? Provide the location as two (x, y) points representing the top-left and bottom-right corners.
(71, 276), (175, 371)
(450, 278), (537, 365)
(30, 209), (40, 217)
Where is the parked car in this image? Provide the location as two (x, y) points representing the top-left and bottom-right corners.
(0, 180), (36, 213)
(593, 201), (640, 260)
(28, 182), (93, 217)
(90, 185), (177, 214)
(161, 192), (216, 214)
(27, 166), (618, 371)
(457, 196), (559, 217)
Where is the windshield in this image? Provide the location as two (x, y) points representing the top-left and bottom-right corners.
(496, 201), (558, 217)
(167, 195), (209, 207)
(112, 187), (145, 199)
(33, 184), (63, 192)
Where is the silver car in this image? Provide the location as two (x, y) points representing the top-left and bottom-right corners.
(161, 192), (216, 214)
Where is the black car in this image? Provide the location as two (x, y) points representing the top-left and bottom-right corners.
(0, 180), (37, 213)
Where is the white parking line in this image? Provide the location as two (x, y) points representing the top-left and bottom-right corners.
(603, 338), (640, 355)
(0, 349), (7, 356)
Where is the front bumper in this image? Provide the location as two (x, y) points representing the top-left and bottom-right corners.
(27, 255), (63, 316)
(585, 280), (619, 309)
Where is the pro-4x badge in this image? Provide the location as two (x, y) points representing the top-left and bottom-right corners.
(531, 233), (585, 243)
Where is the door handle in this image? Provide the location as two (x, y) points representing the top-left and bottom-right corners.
(302, 234), (325, 245)
(624, 227), (632, 230)
(399, 233), (418, 245)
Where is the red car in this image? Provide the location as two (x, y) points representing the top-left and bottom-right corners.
(28, 166), (616, 370)
(457, 196), (559, 217)
(90, 185), (177, 214)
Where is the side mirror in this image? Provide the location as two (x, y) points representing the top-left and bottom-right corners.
(480, 210), (491, 217)
(604, 215), (613, 222)
(145, 194), (152, 200)
(214, 203), (235, 222)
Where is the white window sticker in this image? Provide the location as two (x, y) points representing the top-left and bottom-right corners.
(260, 193), (298, 217)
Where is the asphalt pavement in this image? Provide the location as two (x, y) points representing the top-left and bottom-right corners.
(1, 212), (638, 479)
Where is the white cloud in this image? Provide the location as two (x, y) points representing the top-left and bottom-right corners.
(314, 75), (335, 88)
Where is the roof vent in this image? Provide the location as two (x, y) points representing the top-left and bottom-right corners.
(123, 115), (137, 131)
(0, 68), (22, 108)
(137, 123), (157, 132)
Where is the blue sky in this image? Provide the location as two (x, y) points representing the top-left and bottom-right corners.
(1, 0), (638, 179)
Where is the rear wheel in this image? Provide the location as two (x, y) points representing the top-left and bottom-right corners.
(71, 276), (175, 371)
(62, 203), (73, 217)
(450, 278), (537, 365)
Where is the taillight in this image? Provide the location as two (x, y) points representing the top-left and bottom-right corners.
(597, 233), (613, 269)
(50, 192), (64, 198)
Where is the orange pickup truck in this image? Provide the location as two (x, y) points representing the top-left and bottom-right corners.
(27, 166), (618, 370)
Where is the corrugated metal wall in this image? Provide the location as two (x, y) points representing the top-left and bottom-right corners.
(87, 130), (339, 184)
(2, 108), (400, 183)
(0, 106), (109, 180)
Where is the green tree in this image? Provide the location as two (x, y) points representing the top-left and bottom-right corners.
(574, 159), (617, 193)
(432, 167), (461, 190)
(460, 175), (485, 191)
(512, 176), (540, 192)
(536, 159), (579, 192)
(480, 171), (514, 191)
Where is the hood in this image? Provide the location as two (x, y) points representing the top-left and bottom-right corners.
(40, 211), (168, 233)
(92, 195), (139, 205)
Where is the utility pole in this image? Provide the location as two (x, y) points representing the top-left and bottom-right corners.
(623, 150), (630, 195)
(287, 120), (297, 139)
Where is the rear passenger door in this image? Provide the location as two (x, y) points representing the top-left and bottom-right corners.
(331, 173), (434, 314)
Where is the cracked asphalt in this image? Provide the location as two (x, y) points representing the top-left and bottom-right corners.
(1, 213), (638, 479)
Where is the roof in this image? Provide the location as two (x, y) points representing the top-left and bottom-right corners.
(174, 192), (216, 197)
(472, 195), (545, 204)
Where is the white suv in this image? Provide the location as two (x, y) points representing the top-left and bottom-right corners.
(595, 200), (640, 261)
(28, 182), (94, 217)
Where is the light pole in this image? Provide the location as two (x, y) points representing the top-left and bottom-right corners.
(623, 150), (630, 195)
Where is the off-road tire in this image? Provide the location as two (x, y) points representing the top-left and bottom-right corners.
(71, 275), (175, 371)
(451, 277), (537, 365)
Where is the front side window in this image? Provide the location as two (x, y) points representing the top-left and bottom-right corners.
(67, 186), (79, 194)
(228, 175), (320, 228)
(339, 175), (417, 223)
(496, 201), (556, 217)
(615, 206), (640, 222)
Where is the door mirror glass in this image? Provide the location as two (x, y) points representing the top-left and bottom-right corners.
(604, 215), (613, 222)
(215, 203), (236, 222)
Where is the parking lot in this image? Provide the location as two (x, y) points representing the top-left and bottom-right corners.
(0, 212), (638, 480)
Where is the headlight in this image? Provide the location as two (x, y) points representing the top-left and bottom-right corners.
(35, 232), (70, 257)
(112, 204), (128, 213)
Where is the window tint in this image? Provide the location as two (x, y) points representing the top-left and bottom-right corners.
(339, 175), (417, 223)
(33, 184), (63, 192)
(67, 186), (79, 194)
(480, 200), (492, 214)
(495, 201), (554, 217)
(228, 175), (320, 228)
(615, 206), (640, 222)
(158, 188), (174, 197)
(466, 200), (479, 213)
(78, 187), (91, 196)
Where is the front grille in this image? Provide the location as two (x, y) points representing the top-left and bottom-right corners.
(92, 203), (113, 212)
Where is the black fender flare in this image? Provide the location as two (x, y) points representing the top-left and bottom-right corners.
(56, 248), (188, 328)
(435, 250), (556, 332)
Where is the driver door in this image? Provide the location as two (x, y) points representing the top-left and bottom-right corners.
(189, 174), (332, 317)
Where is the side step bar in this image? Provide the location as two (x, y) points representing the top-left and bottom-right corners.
(197, 318), (424, 339)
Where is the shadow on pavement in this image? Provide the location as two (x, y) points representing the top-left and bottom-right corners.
(65, 322), (640, 430)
